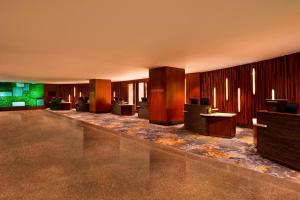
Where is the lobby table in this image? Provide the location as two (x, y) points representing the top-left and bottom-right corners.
(200, 113), (237, 138)
(120, 104), (135, 115)
(59, 102), (72, 110)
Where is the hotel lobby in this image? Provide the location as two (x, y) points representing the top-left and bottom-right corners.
(0, 1), (300, 199)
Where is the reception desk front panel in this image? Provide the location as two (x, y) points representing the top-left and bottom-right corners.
(257, 110), (300, 170)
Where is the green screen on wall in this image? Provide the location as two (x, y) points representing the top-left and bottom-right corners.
(0, 82), (44, 108)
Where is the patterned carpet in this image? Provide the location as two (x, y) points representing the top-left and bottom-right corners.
(49, 109), (300, 183)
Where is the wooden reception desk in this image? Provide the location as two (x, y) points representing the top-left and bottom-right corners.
(257, 110), (300, 171)
(184, 104), (236, 138)
(200, 113), (237, 138)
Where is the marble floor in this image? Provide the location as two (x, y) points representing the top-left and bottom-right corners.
(49, 109), (300, 184)
(0, 110), (299, 200)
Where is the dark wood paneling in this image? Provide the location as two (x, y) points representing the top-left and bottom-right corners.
(111, 78), (148, 104)
(0, 106), (44, 111)
(149, 67), (185, 125)
(205, 116), (236, 138)
(44, 83), (89, 108)
(257, 111), (300, 170)
(89, 79), (111, 113)
(185, 73), (200, 103)
(185, 52), (300, 126)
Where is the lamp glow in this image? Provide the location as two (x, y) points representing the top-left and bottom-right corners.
(238, 88), (241, 112)
(79, 92), (82, 97)
(73, 87), (76, 97)
(68, 94), (71, 102)
(272, 89), (275, 100)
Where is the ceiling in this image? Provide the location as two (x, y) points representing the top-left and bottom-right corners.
(0, 0), (300, 83)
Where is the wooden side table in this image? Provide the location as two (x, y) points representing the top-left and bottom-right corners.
(120, 104), (135, 115)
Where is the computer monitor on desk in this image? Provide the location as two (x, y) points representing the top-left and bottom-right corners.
(265, 99), (287, 112)
(265, 99), (298, 114)
(200, 98), (210, 105)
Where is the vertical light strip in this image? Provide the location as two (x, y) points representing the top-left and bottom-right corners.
(128, 83), (133, 104)
(238, 88), (241, 112)
(79, 92), (82, 97)
(272, 89), (275, 100)
(113, 91), (116, 98)
(138, 82), (144, 101)
(225, 78), (229, 101)
(252, 68), (256, 95)
(68, 94), (71, 102)
(73, 87), (76, 97)
(213, 87), (216, 108)
(184, 78), (186, 104)
(145, 82), (147, 97)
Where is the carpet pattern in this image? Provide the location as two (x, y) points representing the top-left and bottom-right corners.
(49, 110), (300, 183)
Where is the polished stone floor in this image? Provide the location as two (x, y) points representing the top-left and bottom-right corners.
(0, 110), (299, 200)
(49, 109), (300, 184)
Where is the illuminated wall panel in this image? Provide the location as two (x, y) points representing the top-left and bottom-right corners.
(0, 82), (44, 108)
(138, 82), (144, 102)
(225, 78), (229, 101)
(213, 87), (216, 108)
(128, 83), (134, 104)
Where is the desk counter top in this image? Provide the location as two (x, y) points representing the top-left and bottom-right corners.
(200, 112), (237, 117)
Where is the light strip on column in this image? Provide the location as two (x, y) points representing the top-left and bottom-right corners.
(272, 89), (275, 100)
(145, 82), (147, 98)
(213, 87), (216, 108)
(238, 88), (241, 112)
(184, 78), (186, 104)
(113, 91), (116, 98)
(68, 94), (71, 102)
(252, 68), (256, 95)
(225, 78), (229, 101)
(73, 87), (76, 97)
(79, 92), (82, 97)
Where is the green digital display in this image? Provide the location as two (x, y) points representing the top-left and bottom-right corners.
(0, 82), (44, 108)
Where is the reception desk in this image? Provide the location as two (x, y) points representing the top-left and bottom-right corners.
(200, 113), (237, 138)
(184, 104), (210, 133)
(257, 110), (300, 171)
(184, 103), (236, 138)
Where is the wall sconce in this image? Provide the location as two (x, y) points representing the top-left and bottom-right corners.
(68, 94), (71, 102)
(79, 92), (82, 97)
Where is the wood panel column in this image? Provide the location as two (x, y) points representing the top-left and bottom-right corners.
(89, 79), (111, 113)
(149, 67), (185, 125)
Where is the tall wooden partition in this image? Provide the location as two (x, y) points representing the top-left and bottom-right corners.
(149, 67), (185, 125)
(89, 79), (111, 113)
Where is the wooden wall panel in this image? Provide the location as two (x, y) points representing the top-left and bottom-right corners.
(149, 67), (185, 125)
(89, 79), (111, 113)
(44, 83), (89, 108)
(111, 79), (148, 104)
(186, 52), (300, 126)
(185, 73), (200, 103)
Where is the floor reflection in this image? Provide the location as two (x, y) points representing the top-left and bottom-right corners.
(0, 110), (299, 200)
